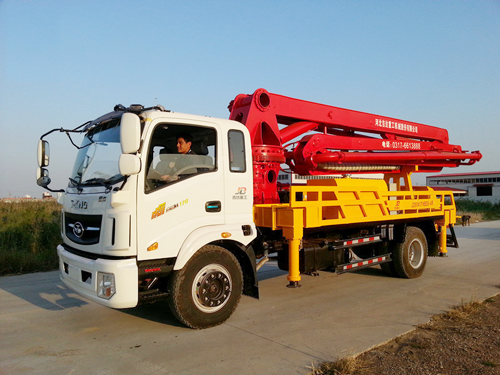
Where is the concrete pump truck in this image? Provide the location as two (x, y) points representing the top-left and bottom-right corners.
(37, 89), (481, 328)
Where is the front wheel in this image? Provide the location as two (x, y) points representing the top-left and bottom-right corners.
(392, 226), (428, 279)
(167, 245), (243, 329)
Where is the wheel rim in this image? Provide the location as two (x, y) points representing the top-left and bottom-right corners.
(408, 238), (425, 269)
(192, 264), (232, 313)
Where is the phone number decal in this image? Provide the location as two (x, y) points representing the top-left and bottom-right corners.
(382, 141), (421, 150)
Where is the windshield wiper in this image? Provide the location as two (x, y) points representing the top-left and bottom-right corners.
(69, 177), (79, 186)
(68, 178), (83, 192)
(82, 178), (112, 189)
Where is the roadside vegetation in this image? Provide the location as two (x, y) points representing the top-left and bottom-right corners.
(0, 200), (61, 276)
(308, 293), (500, 375)
(456, 198), (500, 222)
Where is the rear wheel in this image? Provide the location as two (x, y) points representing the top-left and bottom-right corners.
(392, 226), (428, 279)
(375, 242), (397, 277)
(167, 245), (243, 329)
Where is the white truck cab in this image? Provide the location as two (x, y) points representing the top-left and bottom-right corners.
(39, 104), (258, 327)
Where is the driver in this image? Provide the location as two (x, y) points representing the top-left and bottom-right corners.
(160, 133), (197, 182)
(175, 133), (196, 156)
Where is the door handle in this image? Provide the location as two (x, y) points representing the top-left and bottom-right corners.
(205, 201), (221, 213)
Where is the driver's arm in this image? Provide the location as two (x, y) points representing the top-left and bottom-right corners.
(160, 174), (178, 182)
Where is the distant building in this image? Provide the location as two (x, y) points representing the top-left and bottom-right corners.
(1, 192), (55, 202)
(1, 197), (36, 203)
(42, 192), (55, 200)
(426, 171), (500, 203)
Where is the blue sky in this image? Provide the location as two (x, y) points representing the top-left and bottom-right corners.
(1, 0), (499, 198)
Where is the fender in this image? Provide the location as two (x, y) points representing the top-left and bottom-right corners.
(174, 223), (257, 270)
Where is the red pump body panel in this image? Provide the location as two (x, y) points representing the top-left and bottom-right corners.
(228, 89), (482, 204)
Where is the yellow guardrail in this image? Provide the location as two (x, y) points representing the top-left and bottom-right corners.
(253, 177), (456, 285)
(254, 178), (456, 230)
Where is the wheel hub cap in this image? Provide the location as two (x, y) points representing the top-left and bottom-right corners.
(192, 265), (232, 313)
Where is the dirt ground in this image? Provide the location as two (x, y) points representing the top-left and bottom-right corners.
(311, 293), (500, 375)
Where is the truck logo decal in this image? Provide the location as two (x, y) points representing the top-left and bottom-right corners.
(151, 199), (188, 219)
(71, 200), (88, 209)
(233, 187), (248, 200)
(152, 203), (167, 219)
(73, 222), (84, 238)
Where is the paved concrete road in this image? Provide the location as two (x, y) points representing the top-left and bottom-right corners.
(1, 221), (499, 375)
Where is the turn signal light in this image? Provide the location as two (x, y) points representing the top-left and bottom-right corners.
(221, 232), (231, 238)
(147, 242), (159, 251)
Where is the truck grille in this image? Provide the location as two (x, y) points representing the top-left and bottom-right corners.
(65, 212), (102, 245)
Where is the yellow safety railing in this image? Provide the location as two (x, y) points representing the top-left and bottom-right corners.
(254, 178), (456, 230)
(253, 177), (457, 286)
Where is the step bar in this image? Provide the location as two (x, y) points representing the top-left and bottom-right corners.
(336, 253), (392, 274)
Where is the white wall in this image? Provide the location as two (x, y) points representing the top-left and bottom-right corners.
(465, 186), (500, 203)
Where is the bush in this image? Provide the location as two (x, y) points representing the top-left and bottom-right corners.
(0, 200), (61, 275)
(455, 199), (500, 221)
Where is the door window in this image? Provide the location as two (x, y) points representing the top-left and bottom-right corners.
(145, 124), (217, 193)
(228, 130), (246, 173)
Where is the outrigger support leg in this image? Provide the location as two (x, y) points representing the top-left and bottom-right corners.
(282, 208), (304, 288)
(439, 225), (448, 257)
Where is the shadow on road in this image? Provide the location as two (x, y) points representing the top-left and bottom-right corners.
(454, 225), (500, 241)
(257, 263), (288, 281)
(0, 271), (87, 311)
(351, 267), (392, 278)
(258, 260), (394, 280)
(121, 301), (187, 328)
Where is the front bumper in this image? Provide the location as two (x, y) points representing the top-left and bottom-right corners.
(57, 245), (138, 308)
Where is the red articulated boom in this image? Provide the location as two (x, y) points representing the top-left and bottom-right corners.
(228, 88), (482, 204)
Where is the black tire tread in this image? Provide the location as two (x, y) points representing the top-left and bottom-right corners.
(392, 226), (428, 279)
(167, 245), (242, 329)
(375, 242), (397, 277)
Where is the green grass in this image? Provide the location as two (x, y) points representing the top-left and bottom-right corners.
(0, 200), (61, 276)
(455, 198), (500, 221)
(482, 361), (497, 368)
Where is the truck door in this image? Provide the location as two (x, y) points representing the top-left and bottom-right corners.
(136, 120), (224, 261)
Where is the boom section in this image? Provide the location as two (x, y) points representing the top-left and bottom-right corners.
(229, 88), (481, 203)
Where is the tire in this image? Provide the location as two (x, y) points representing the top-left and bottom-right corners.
(375, 242), (397, 277)
(392, 226), (428, 279)
(167, 245), (243, 329)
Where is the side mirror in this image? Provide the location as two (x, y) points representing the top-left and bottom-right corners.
(37, 140), (50, 167)
(119, 154), (141, 176)
(120, 113), (141, 154)
(36, 167), (51, 187)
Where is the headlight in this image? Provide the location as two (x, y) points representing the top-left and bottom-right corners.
(97, 272), (116, 299)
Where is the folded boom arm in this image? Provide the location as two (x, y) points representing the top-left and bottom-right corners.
(228, 88), (481, 203)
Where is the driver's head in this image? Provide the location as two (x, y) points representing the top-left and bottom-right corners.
(176, 133), (192, 154)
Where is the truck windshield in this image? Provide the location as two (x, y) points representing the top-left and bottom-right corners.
(69, 119), (124, 187)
